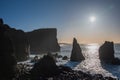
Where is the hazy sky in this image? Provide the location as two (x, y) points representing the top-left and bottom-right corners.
(0, 0), (120, 43)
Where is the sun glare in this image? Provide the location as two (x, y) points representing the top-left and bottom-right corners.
(90, 16), (96, 23)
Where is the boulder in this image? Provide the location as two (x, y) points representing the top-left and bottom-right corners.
(62, 56), (68, 60)
(70, 38), (85, 61)
(99, 41), (120, 64)
(0, 19), (30, 61)
(31, 56), (39, 63)
(26, 28), (60, 54)
(30, 53), (59, 79)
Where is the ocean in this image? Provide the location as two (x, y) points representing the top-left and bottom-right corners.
(59, 43), (120, 79)
(22, 43), (120, 79)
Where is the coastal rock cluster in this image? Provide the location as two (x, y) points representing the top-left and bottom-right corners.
(15, 54), (117, 80)
(26, 28), (60, 53)
(70, 38), (85, 61)
(99, 41), (120, 64)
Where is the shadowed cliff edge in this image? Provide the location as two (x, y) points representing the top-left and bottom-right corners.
(0, 19), (30, 61)
(0, 19), (17, 80)
(26, 28), (60, 54)
(0, 18), (60, 61)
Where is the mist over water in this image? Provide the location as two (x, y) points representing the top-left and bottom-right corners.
(60, 44), (120, 79)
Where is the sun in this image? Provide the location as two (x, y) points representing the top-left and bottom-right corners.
(90, 16), (96, 23)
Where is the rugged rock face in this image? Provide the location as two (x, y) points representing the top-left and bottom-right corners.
(99, 41), (114, 61)
(0, 18), (3, 24)
(0, 19), (17, 79)
(0, 19), (60, 60)
(6, 29), (30, 61)
(99, 41), (120, 64)
(0, 19), (30, 61)
(30, 53), (59, 79)
(26, 28), (60, 53)
(70, 38), (85, 61)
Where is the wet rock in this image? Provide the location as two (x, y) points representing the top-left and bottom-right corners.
(59, 66), (72, 72)
(93, 74), (104, 80)
(99, 41), (120, 64)
(14, 63), (118, 80)
(70, 38), (85, 61)
(31, 56), (39, 63)
(104, 77), (117, 80)
(62, 56), (68, 60)
(30, 53), (60, 79)
(26, 28), (60, 54)
(57, 55), (63, 58)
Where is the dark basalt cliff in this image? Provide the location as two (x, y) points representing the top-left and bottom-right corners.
(26, 28), (60, 53)
(0, 18), (60, 60)
(0, 19), (17, 79)
(0, 19), (30, 61)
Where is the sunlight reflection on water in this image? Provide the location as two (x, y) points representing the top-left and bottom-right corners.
(28, 44), (120, 79)
(82, 44), (100, 59)
(74, 44), (116, 78)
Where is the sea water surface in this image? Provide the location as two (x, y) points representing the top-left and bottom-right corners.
(59, 43), (120, 79)
(21, 43), (120, 79)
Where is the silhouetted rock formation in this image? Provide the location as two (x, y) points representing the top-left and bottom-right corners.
(30, 53), (59, 79)
(0, 19), (60, 61)
(62, 56), (68, 60)
(31, 56), (39, 63)
(0, 20), (17, 79)
(70, 38), (85, 61)
(19, 63), (117, 80)
(0, 19), (30, 61)
(99, 41), (120, 64)
(6, 29), (30, 61)
(0, 18), (3, 24)
(26, 28), (60, 53)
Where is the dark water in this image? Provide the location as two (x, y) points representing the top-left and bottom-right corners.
(60, 44), (120, 79)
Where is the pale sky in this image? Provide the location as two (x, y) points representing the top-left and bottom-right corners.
(0, 0), (120, 44)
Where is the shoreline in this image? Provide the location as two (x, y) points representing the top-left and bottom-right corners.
(16, 62), (118, 80)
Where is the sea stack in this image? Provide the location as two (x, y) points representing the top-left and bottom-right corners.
(99, 41), (120, 64)
(70, 38), (85, 61)
(26, 28), (60, 54)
